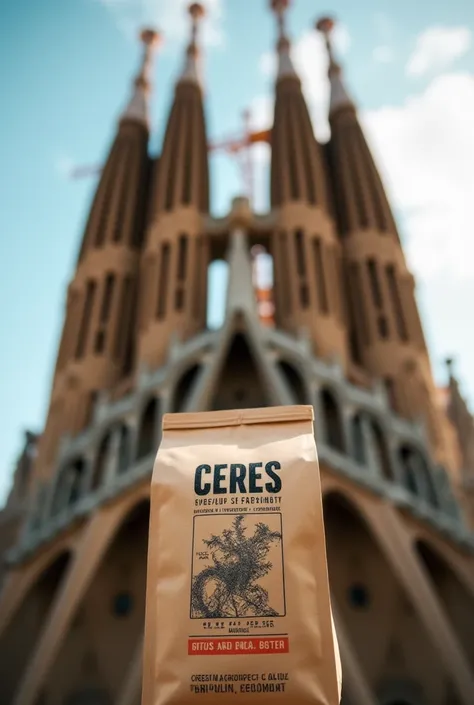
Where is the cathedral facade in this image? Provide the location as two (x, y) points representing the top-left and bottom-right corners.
(1, 3), (474, 704)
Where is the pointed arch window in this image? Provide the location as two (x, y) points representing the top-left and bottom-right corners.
(95, 273), (116, 354)
(313, 238), (329, 314)
(386, 265), (408, 342)
(320, 388), (345, 452)
(114, 276), (133, 362)
(294, 229), (309, 308)
(279, 232), (291, 316)
(137, 398), (160, 460)
(156, 243), (171, 319)
(194, 235), (208, 322)
(75, 279), (96, 359)
(367, 259), (389, 339)
(175, 234), (188, 311)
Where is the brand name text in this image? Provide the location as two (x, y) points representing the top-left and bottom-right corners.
(194, 461), (282, 496)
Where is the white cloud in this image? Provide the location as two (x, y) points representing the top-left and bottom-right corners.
(95, 0), (225, 47)
(362, 71), (474, 280)
(407, 26), (471, 77)
(373, 45), (394, 64)
(253, 27), (474, 282)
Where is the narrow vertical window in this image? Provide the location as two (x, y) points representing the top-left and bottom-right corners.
(57, 291), (78, 371)
(367, 259), (382, 308)
(386, 265), (408, 342)
(114, 276), (132, 361)
(182, 109), (194, 205)
(95, 273), (115, 354)
(384, 377), (397, 411)
(75, 280), (96, 359)
(177, 235), (188, 280)
(331, 247), (343, 322)
(193, 237), (203, 320)
(294, 229), (306, 277)
(157, 243), (170, 319)
(349, 262), (370, 345)
(85, 390), (98, 428)
(175, 234), (188, 312)
(279, 232), (291, 316)
(313, 238), (328, 314)
(367, 259), (390, 339)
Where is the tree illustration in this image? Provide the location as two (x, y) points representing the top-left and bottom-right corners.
(191, 515), (282, 618)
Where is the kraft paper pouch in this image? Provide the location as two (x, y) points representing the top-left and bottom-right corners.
(142, 405), (341, 705)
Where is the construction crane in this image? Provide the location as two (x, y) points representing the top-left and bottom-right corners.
(68, 110), (271, 207)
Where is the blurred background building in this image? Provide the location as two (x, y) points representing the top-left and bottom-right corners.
(0, 2), (474, 704)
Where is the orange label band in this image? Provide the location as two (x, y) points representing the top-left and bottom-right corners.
(188, 637), (290, 655)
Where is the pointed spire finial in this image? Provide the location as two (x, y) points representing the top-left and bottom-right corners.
(316, 17), (338, 71)
(121, 27), (161, 126)
(316, 16), (353, 114)
(180, 3), (206, 85)
(446, 357), (455, 379)
(270, 0), (297, 79)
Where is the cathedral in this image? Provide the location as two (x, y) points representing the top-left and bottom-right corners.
(1, 2), (474, 704)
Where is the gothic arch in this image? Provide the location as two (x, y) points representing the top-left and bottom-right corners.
(91, 433), (112, 491)
(0, 551), (71, 704)
(136, 397), (159, 460)
(399, 446), (439, 507)
(322, 492), (445, 701)
(46, 501), (150, 704)
(320, 387), (345, 452)
(370, 419), (393, 481)
(52, 458), (87, 513)
(351, 413), (366, 465)
(171, 364), (202, 413)
(416, 539), (474, 667)
(277, 359), (309, 405)
(211, 333), (271, 410)
(117, 423), (131, 474)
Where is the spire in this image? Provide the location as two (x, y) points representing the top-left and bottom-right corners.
(179, 3), (205, 86)
(446, 357), (455, 381)
(270, 0), (298, 79)
(316, 17), (353, 114)
(121, 27), (161, 126)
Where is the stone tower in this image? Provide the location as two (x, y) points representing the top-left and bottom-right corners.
(270, 0), (348, 370)
(318, 18), (458, 473)
(34, 29), (160, 488)
(0, 3), (474, 705)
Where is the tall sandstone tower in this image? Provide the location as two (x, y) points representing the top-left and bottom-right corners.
(1, 3), (474, 705)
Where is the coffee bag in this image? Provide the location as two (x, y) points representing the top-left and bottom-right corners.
(142, 405), (341, 705)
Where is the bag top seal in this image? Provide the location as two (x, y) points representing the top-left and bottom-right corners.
(162, 405), (314, 431)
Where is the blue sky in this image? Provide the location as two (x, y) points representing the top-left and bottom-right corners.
(1, 0), (474, 503)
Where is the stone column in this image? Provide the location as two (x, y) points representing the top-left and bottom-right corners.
(361, 416), (382, 479)
(79, 450), (96, 496)
(104, 427), (122, 487)
(341, 406), (355, 459)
